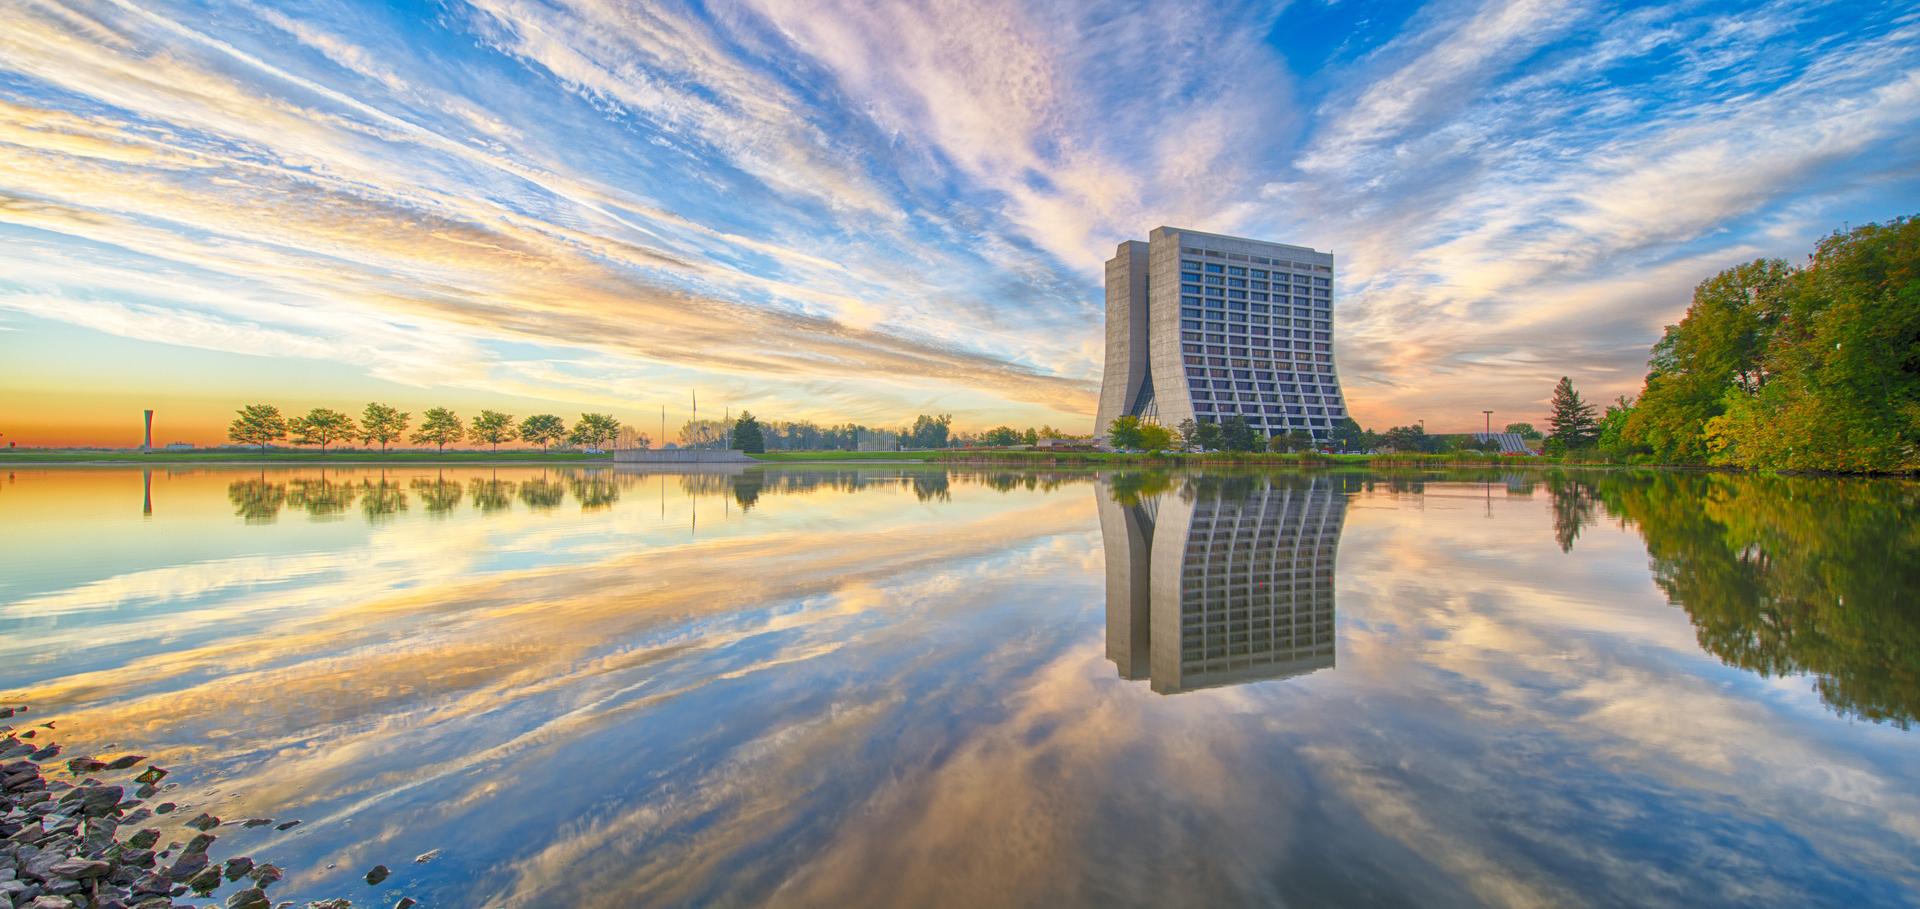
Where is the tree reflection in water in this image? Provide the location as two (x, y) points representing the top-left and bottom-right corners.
(287, 475), (356, 520)
(359, 475), (408, 523)
(468, 475), (514, 514)
(518, 473), (567, 511)
(411, 474), (464, 516)
(1551, 470), (1920, 728)
(227, 476), (285, 524)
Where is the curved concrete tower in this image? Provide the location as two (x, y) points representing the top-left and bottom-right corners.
(1095, 227), (1347, 441)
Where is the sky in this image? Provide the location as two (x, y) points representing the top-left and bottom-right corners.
(2, 0), (1919, 446)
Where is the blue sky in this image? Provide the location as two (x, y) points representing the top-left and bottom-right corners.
(3, 0), (1918, 443)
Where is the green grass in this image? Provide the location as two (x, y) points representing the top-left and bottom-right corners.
(0, 449), (612, 464)
(748, 450), (949, 461)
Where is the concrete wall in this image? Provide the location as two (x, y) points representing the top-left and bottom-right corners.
(1093, 240), (1149, 437)
(612, 448), (754, 464)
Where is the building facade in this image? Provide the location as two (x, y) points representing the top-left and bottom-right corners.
(1100, 474), (1346, 694)
(1095, 227), (1347, 442)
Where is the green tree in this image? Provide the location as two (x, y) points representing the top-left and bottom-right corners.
(1330, 417), (1369, 451)
(982, 425), (1022, 447)
(733, 411), (766, 453)
(1023, 427), (1040, 446)
(1504, 421), (1542, 440)
(1137, 422), (1174, 452)
(1190, 419), (1224, 451)
(519, 414), (567, 451)
(569, 412), (621, 450)
(470, 410), (517, 451)
(1220, 416), (1259, 452)
(1269, 429), (1316, 453)
(1596, 396), (1640, 460)
(1038, 425), (1064, 440)
(360, 403), (409, 453)
(1547, 377), (1599, 449)
(228, 404), (288, 452)
(908, 414), (953, 449)
(1623, 259), (1792, 463)
(1107, 416), (1145, 450)
(411, 407), (465, 452)
(1175, 418), (1200, 452)
(1700, 218), (1920, 472)
(289, 407), (356, 451)
(1382, 424), (1434, 453)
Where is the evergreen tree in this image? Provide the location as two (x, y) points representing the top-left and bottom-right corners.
(1548, 377), (1600, 449)
(733, 411), (766, 453)
(1220, 416), (1259, 452)
(1190, 420), (1224, 451)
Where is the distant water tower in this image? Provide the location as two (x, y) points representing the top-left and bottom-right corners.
(142, 409), (153, 452)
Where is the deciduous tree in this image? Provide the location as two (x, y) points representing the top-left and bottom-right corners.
(470, 410), (517, 451)
(228, 404), (288, 452)
(1107, 415), (1145, 450)
(519, 414), (566, 451)
(289, 408), (356, 451)
(411, 407), (465, 452)
(569, 412), (621, 449)
(360, 403), (409, 452)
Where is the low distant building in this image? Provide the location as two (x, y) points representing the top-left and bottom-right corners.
(164, 442), (194, 452)
(1036, 437), (1097, 450)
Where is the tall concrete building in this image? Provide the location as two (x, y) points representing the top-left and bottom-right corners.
(1100, 474), (1346, 694)
(1096, 227), (1347, 441)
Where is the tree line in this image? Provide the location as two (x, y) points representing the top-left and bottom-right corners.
(227, 403), (629, 452)
(1545, 216), (1917, 472)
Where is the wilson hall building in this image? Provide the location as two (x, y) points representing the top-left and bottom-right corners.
(1096, 226), (1348, 442)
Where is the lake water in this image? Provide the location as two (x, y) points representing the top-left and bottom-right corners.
(1, 465), (1915, 908)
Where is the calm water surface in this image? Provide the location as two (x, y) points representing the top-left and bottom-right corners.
(1, 465), (1916, 908)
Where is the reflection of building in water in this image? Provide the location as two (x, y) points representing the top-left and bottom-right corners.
(1100, 475), (1346, 694)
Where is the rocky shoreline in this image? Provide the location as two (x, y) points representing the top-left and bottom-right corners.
(2, 706), (411, 909)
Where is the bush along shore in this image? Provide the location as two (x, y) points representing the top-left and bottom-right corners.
(1, 705), (415, 909)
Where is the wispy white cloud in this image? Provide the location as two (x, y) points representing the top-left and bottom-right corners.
(1, 0), (1917, 437)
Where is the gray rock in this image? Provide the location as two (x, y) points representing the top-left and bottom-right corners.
(224, 856), (254, 880)
(186, 863), (223, 893)
(226, 886), (271, 909)
(163, 850), (208, 883)
(185, 814), (219, 831)
(48, 858), (110, 879)
(363, 865), (390, 886)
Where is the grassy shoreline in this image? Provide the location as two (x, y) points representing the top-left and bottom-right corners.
(5, 448), (1908, 475)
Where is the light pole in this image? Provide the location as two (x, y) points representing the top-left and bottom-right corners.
(1483, 410), (1493, 437)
